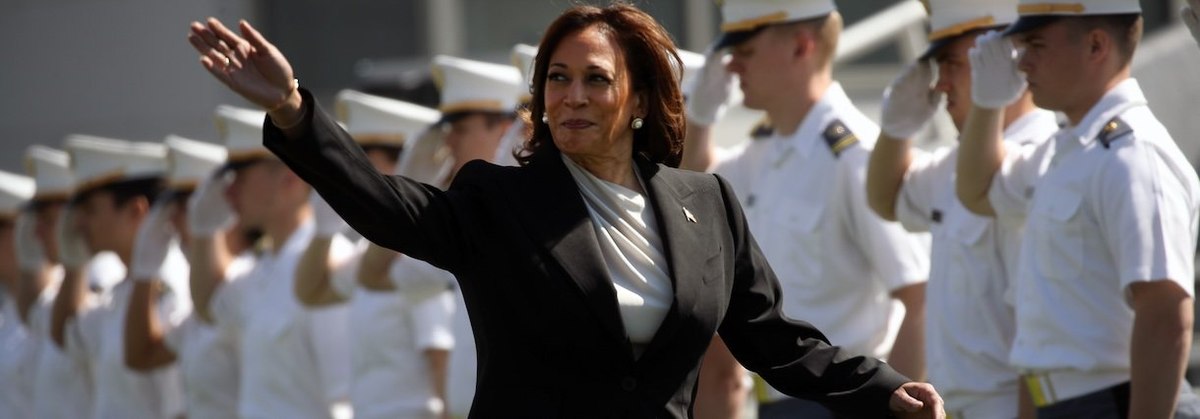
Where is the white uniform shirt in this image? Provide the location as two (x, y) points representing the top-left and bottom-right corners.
(327, 251), (456, 419)
(715, 82), (931, 358)
(989, 79), (1200, 377)
(895, 110), (1058, 415)
(30, 257), (126, 419)
(0, 293), (37, 419)
(209, 219), (355, 419)
(67, 245), (190, 419)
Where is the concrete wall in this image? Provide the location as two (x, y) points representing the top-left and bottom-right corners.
(0, 0), (257, 173)
(1133, 23), (1200, 166)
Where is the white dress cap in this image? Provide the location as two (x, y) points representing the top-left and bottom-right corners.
(64, 135), (167, 194)
(431, 55), (523, 118)
(0, 170), (35, 220)
(334, 89), (441, 148)
(164, 135), (227, 192)
(717, 0), (836, 48)
(214, 105), (269, 165)
(24, 145), (75, 201)
(1007, 0), (1141, 34)
(511, 44), (539, 104)
(921, 0), (1017, 59)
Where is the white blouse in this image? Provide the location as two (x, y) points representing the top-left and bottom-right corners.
(562, 155), (673, 353)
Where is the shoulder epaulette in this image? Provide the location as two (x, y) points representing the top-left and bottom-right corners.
(749, 117), (773, 140)
(1096, 117), (1133, 149)
(823, 119), (859, 157)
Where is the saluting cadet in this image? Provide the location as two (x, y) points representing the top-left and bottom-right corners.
(494, 43), (539, 167)
(955, 0), (1200, 416)
(0, 171), (36, 419)
(421, 55), (523, 418)
(682, 0), (931, 417)
(187, 105), (355, 419)
(53, 136), (188, 419)
(18, 145), (120, 419)
(865, 1), (1059, 417)
(294, 89), (457, 419)
(122, 135), (241, 419)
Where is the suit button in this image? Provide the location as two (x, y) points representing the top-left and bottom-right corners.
(620, 376), (637, 391)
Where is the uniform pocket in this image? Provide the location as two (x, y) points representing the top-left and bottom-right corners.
(1030, 186), (1086, 281)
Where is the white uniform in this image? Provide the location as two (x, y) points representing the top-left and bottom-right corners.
(895, 110), (1058, 417)
(714, 82), (930, 401)
(209, 219), (355, 419)
(29, 255), (126, 419)
(0, 292), (37, 419)
(327, 250), (456, 419)
(161, 254), (253, 419)
(989, 79), (1200, 403)
(66, 245), (189, 419)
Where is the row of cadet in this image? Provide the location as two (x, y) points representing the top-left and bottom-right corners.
(4, 0), (1200, 418)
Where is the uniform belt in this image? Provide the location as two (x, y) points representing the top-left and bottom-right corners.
(1022, 370), (1127, 408)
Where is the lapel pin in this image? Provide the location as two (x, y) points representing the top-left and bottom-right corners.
(682, 207), (697, 223)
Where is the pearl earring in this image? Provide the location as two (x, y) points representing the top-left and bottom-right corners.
(631, 117), (644, 130)
(542, 113), (549, 124)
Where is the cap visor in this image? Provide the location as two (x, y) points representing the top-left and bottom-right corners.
(715, 27), (767, 50)
(919, 37), (954, 61)
(1003, 15), (1063, 36)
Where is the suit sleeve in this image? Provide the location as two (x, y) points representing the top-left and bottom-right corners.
(263, 88), (480, 273)
(712, 174), (909, 417)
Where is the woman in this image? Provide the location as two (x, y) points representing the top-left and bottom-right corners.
(188, 4), (944, 417)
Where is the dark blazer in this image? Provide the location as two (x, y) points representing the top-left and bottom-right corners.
(264, 89), (909, 418)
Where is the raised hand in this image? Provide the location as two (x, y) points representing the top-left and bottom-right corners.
(968, 31), (1027, 110)
(56, 207), (90, 271)
(187, 172), (235, 237)
(14, 209), (46, 273)
(880, 61), (939, 140)
(130, 200), (177, 282)
(1183, 0), (1200, 47)
(187, 18), (302, 123)
(684, 46), (735, 127)
(310, 192), (347, 238)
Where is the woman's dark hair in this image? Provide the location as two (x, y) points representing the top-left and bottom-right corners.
(516, 3), (686, 168)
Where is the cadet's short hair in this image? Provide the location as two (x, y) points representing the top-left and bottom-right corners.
(520, 3), (686, 167)
(1066, 13), (1142, 67)
(769, 11), (844, 70)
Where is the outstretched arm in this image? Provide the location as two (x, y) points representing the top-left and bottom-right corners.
(956, 32), (1026, 216)
(867, 61), (938, 221)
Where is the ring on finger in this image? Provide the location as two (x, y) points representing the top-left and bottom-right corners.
(223, 55), (231, 66)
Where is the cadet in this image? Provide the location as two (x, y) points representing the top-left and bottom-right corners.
(0, 171), (36, 418)
(683, 0), (931, 416)
(55, 135), (189, 419)
(865, 1), (1059, 417)
(956, 0), (1200, 416)
(188, 105), (355, 419)
(294, 89), (457, 419)
(123, 135), (241, 419)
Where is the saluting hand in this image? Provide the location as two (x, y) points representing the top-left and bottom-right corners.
(880, 61), (939, 140)
(187, 18), (302, 123)
(968, 31), (1027, 110)
(130, 200), (177, 282)
(14, 209), (46, 274)
(56, 206), (90, 271)
(890, 382), (946, 419)
(1183, 0), (1200, 47)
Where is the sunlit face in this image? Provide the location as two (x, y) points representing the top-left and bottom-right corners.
(1015, 21), (1090, 113)
(544, 25), (643, 160)
(224, 160), (288, 229)
(33, 201), (63, 263)
(726, 27), (800, 110)
(75, 190), (142, 254)
(932, 33), (981, 130)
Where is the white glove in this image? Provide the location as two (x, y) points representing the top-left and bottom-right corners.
(14, 210), (46, 273)
(397, 128), (452, 185)
(684, 47), (735, 126)
(968, 31), (1027, 110)
(187, 172), (235, 236)
(130, 201), (176, 282)
(56, 207), (90, 271)
(309, 191), (346, 237)
(880, 61), (940, 139)
(1183, 0), (1200, 47)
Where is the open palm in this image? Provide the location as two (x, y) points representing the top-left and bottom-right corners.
(187, 18), (296, 112)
